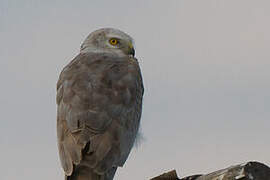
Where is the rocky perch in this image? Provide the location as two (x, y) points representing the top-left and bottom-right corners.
(150, 161), (270, 180)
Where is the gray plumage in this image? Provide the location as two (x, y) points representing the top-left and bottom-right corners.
(56, 28), (144, 180)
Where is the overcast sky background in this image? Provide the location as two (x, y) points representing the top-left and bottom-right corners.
(1, 0), (270, 179)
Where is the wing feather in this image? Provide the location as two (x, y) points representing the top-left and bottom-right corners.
(57, 53), (143, 176)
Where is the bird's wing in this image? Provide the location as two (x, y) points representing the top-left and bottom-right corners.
(56, 53), (143, 176)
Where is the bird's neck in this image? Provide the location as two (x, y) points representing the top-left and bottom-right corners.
(80, 46), (127, 57)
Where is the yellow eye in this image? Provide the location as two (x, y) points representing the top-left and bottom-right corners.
(109, 38), (118, 45)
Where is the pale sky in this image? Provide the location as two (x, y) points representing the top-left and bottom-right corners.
(1, 0), (270, 179)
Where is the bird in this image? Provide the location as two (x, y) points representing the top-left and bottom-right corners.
(56, 28), (144, 180)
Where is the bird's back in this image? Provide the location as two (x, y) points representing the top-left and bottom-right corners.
(57, 53), (144, 180)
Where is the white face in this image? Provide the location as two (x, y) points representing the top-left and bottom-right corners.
(80, 28), (135, 57)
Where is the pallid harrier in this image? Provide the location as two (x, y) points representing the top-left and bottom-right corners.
(56, 28), (144, 180)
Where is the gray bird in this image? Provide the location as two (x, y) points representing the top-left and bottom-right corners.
(56, 28), (144, 180)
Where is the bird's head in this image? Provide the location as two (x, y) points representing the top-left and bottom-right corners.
(80, 28), (135, 57)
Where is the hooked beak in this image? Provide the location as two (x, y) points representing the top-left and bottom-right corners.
(128, 43), (135, 57)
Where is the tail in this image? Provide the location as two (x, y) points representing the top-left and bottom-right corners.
(65, 167), (117, 180)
